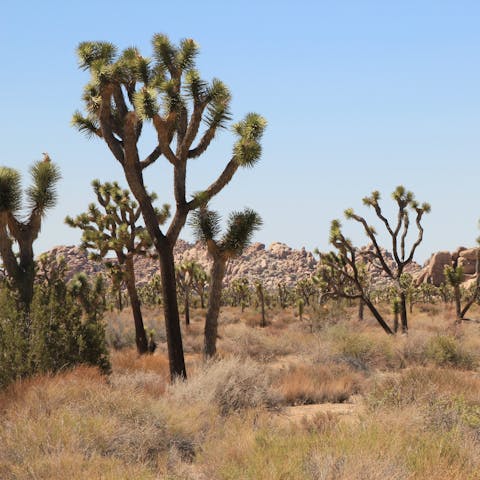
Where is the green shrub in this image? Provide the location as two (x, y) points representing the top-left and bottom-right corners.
(0, 266), (110, 388)
(425, 335), (476, 369)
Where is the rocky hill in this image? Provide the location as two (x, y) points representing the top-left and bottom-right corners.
(41, 240), (430, 290)
(42, 241), (317, 290)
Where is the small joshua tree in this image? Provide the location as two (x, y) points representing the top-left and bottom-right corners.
(190, 206), (262, 358)
(73, 34), (266, 378)
(66, 180), (169, 354)
(191, 264), (209, 309)
(444, 252), (480, 323)
(0, 156), (61, 311)
(176, 260), (201, 325)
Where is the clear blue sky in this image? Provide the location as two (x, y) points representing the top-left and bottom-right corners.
(1, 1), (479, 262)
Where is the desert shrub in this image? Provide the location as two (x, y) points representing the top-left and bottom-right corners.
(424, 394), (480, 434)
(425, 335), (477, 369)
(0, 289), (30, 387)
(222, 323), (295, 361)
(167, 357), (281, 415)
(367, 367), (480, 412)
(0, 271), (110, 389)
(29, 273), (110, 375)
(327, 325), (396, 371)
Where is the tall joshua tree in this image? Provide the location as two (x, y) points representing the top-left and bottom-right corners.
(190, 206), (262, 358)
(73, 34), (266, 378)
(318, 186), (430, 334)
(66, 180), (169, 354)
(0, 156), (61, 310)
(344, 186), (430, 333)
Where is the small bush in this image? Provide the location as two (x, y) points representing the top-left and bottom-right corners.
(425, 335), (477, 369)
(167, 357), (281, 415)
(328, 325), (396, 371)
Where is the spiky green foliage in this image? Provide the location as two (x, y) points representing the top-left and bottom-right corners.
(233, 113), (267, 167)
(189, 207), (221, 243)
(190, 206), (262, 257)
(222, 208), (263, 253)
(0, 167), (21, 213)
(26, 161), (61, 213)
(66, 180), (168, 260)
(77, 41), (117, 70)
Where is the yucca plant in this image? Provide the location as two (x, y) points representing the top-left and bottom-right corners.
(66, 180), (169, 354)
(0, 155), (60, 311)
(73, 34), (266, 378)
(190, 206), (262, 357)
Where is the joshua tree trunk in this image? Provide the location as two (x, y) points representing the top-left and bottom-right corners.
(184, 285), (190, 326)
(358, 298), (364, 321)
(125, 255), (148, 354)
(364, 298), (394, 335)
(159, 245), (187, 378)
(0, 228), (35, 312)
(454, 284), (462, 320)
(393, 310), (399, 333)
(399, 291), (408, 333)
(204, 256), (226, 358)
(118, 288), (123, 311)
(258, 284), (266, 327)
(122, 166), (187, 379)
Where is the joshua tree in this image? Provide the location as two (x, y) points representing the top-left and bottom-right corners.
(444, 252), (480, 322)
(295, 278), (316, 306)
(66, 180), (169, 354)
(318, 220), (394, 335)
(190, 206), (262, 358)
(176, 260), (202, 326)
(0, 156), (61, 311)
(277, 282), (290, 309)
(191, 264), (209, 309)
(344, 186), (430, 333)
(73, 34), (266, 378)
(228, 277), (251, 310)
(255, 280), (267, 328)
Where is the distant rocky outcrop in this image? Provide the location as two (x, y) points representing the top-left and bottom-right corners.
(416, 247), (479, 286)
(41, 240), (318, 290)
(355, 244), (422, 288)
(51, 241), (480, 291)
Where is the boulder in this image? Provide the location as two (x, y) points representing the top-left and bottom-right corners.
(458, 248), (479, 275)
(419, 251), (452, 286)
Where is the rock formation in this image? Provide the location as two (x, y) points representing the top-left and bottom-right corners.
(42, 241), (448, 291)
(416, 247), (480, 286)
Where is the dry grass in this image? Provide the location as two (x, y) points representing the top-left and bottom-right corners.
(3, 304), (480, 479)
(167, 356), (281, 416)
(274, 363), (364, 405)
